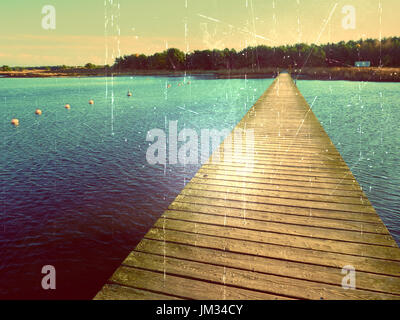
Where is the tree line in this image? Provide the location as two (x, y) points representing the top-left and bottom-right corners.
(113, 37), (400, 71)
(1, 37), (399, 72)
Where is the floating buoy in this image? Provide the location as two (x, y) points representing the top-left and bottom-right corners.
(35, 109), (42, 115)
(89, 99), (94, 105)
(167, 84), (171, 88)
(65, 104), (71, 109)
(187, 81), (191, 84)
(11, 118), (19, 126)
(127, 91), (132, 97)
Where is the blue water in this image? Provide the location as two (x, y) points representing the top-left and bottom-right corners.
(0, 76), (399, 299)
(0, 75), (270, 299)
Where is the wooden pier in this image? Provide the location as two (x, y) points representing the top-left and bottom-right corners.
(95, 73), (400, 300)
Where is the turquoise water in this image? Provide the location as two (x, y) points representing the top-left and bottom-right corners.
(0, 76), (399, 299)
(0, 76), (270, 299)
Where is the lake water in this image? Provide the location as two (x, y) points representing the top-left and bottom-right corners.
(1, 76), (399, 299)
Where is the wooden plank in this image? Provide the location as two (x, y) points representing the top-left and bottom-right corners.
(122, 251), (398, 300)
(247, 141), (337, 149)
(161, 210), (395, 246)
(233, 149), (344, 159)
(203, 163), (354, 179)
(174, 195), (384, 224)
(168, 201), (388, 234)
(197, 168), (360, 186)
(95, 73), (400, 300)
(190, 176), (365, 198)
(152, 218), (400, 262)
(94, 284), (182, 300)
(185, 181), (371, 206)
(180, 188), (377, 214)
(193, 172), (364, 193)
(215, 153), (345, 163)
(134, 239), (400, 297)
(231, 158), (349, 169)
(202, 161), (352, 173)
(109, 265), (288, 300)
(146, 227), (400, 276)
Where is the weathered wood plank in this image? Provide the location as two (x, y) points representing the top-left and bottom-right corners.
(180, 188), (377, 214)
(161, 210), (393, 245)
(146, 227), (400, 276)
(203, 161), (352, 174)
(173, 195), (383, 223)
(185, 181), (371, 206)
(190, 177), (365, 198)
(151, 219), (400, 263)
(124, 251), (398, 300)
(163, 210), (393, 246)
(109, 266), (288, 300)
(168, 201), (388, 234)
(197, 168), (360, 187)
(193, 172), (364, 193)
(202, 164), (355, 180)
(94, 284), (182, 300)
(135, 239), (400, 295)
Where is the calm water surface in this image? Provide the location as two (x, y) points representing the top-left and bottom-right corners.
(1, 76), (399, 298)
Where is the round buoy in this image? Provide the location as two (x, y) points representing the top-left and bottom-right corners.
(89, 99), (94, 105)
(65, 104), (71, 109)
(167, 84), (171, 88)
(11, 118), (19, 126)
(127, 91), (132, 97)
(35, 109), (42, 115)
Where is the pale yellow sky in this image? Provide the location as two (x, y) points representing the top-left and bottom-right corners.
(0, 0), (399, 66)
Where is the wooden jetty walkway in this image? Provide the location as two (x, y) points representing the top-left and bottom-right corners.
(95, 73), (400, 300)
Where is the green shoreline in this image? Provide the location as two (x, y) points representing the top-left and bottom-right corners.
(1, 67), (399, 82)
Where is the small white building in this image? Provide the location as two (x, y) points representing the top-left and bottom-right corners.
(355, 61), (371, 67)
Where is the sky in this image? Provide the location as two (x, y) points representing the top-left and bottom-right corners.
(0, 0), (399, 66)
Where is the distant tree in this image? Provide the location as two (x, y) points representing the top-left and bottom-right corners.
(1, 65), (11, 71)
(149, 52), (167, 69)
(136, 54), (148, 69)
(307, 46), (326, 67)
(187, 50), (213, 70)
(85, 63), (96, 69)
(112, 37), (400, 70)
(166, 48), (185, 70)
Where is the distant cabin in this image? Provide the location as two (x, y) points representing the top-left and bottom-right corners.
(355, 61), (371, 67)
